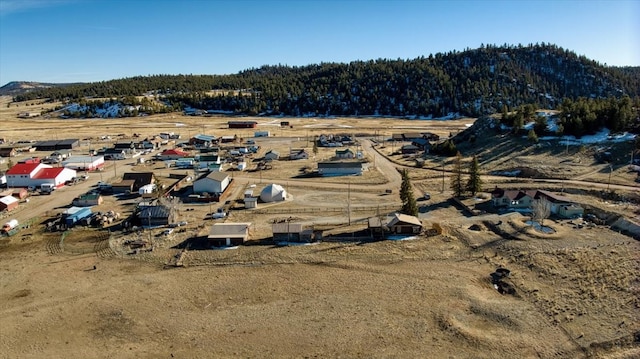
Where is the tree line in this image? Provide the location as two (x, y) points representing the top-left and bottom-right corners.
(12, 44), (639, 120)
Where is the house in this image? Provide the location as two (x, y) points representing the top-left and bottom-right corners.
(111, 179), (136, 194)
(335, 148), (355, 159)
(196, 154), (222, 169)
(122, 172), (155, 191)
(289, 149), (309, 160)
(317, 162), (363, 176)
(113, 141), (136, 152)
(193, 171), (230, 195)
(411, 138), (431, 151)
(491, 188), (537, 210)
(175, 158), (195, 169)
(72, 193), (103, 207)
(0, 195), (19, 212)
(189, 134), (217, 148)
(157, 148), (190, 160)
(137, 205), (170, 227)
(272, 222), (315, 243)
(387, 213), (423, 234)
(422, 132), (440, 141)
(228, 121), (257, 129)
(5, 163), (76, 189)
(0, 147), (17, 158)
(62, 155), (105, 171)
(401, 133), (424, 141)
(102, 148), (127, 160)
(535, 190), (585, 218)
(208, 222), (251, 247)
(264, 150), (280, 161)
(401, 144), (420, 155)
(491, 188), (584, 218)
(219, 135), (236, 143)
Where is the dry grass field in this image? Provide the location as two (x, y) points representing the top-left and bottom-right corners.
(0, 97), (639, 358)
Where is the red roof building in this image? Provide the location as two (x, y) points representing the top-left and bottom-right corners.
(5, 163), (76, 189)
(157, 148), (190, 160)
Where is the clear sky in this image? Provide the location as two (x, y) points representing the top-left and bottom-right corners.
(0, 0), (638, 85)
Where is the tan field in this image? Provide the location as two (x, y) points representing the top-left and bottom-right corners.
(0, 97), (639, 358)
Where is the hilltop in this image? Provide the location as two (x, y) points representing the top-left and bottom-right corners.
(0, 81), (82, 96)
(4, 44), (640, 119)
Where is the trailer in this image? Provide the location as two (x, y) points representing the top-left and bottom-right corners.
(2, 219), (19, 233)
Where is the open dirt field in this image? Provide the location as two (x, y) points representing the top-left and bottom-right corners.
(1, 97), (639, 358)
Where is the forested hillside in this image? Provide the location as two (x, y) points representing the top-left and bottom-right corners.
(7, 43), (640, 119)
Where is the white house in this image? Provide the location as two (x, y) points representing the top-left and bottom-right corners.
(6, 163), (76, 188)
(193, 171), (231, 194)
(317, 162), (363, 176)
(62, 155), (105, 171)
(289, 149), (309, 160)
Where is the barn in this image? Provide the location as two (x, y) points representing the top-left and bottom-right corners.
(193, 171), (230, 195)
(6, 163), (76, 188)
(228, 121), (257, 129)
(317, 162), (363, 176)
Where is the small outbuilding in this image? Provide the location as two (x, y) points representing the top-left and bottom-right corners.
(260, 183), (287, 203)
(0, 195), (19, 212)
(72, 193), (103, 207)
(272, 222), (314, 243)
(208, 222), (251, 247)
(387, 213), (423, 234)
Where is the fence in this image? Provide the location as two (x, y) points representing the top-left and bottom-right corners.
(251, 204), (399, 215)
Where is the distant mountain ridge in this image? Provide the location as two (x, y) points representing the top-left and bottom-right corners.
(5, 44), (640, 118)
(0, 81), (83, 96)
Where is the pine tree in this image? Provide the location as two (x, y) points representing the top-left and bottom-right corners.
(466, 156), (483, 196)
(450, 152), (464, 197)
(399, 169), (418, 217)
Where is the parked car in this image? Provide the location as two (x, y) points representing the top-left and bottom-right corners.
(162, 228), (174, 235)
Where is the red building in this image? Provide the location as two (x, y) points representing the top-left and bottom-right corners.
(228, 121), (258, 129)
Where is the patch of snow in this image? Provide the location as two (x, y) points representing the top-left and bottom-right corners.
(491, 170), (522, 177)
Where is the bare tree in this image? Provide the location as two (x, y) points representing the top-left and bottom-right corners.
(159, 196), (182, 223)
(532, 198), (551, 226)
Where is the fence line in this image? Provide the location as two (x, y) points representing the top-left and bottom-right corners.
(251, 204), (399, 215)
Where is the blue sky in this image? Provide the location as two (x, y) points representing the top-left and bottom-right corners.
(0, 0), (638, 84)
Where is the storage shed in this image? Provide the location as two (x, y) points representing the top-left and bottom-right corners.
(0, 195), (19, 212)
(208, 222), (251, 247)
(63, 206), (93, 226)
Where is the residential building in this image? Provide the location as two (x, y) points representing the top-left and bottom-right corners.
(387, 213), (423, 234)
(289, 149), (309, 160)
(264, 150), (280, 161)
(122, 172), (155, 191)
(335, 148), (355, 159)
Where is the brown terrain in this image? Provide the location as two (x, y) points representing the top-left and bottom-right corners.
(0, 97), (638, 358)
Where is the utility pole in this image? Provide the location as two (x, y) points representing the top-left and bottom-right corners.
(347, 179), (351, 226)
(441, 159), (445, 193)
